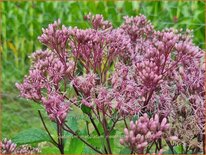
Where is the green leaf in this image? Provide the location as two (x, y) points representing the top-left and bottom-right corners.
(174, 145), (184, 154)
(82, 145), (97, 154)
(132, 115), (139, 122)
(41, 145), (60, 154)
(108, 129), (116, 153)
(119, 147), (131, 154)
(87, 136), (102, 148)
(110, 129), (116, 136)
(65, 138), (84, 154)
(97, 1), (106, 15)
(81, 104), (92, 114)
(163, 149), (177, 154)
(12, 128), (51, 145)
(87, 126), (104, 151)
(124, 1), (133, 15)
(96, 123), (104, 135)
(66, 115), (78, 132)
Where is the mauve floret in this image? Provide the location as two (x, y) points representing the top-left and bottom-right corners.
(0, 139), (40, 154)
(15, 69), (44, 100)
(42, 92), (70, 124)
(30, 50), (74, 81)
(121, 15), (154, 42)
(84, 13), (112, 30)
(38, 19), (70, 52)
(92, 86), (117, 112)
(16, 50), (75, 101)
(15, 145), (41, 154)
(81, 97), (94, 108)
(120, 113), (172, 153)
(0, 138), (17, 154)
(111, 63), (142, 115)
(69, 26), (129, 74)
(71, 73), (97, 97)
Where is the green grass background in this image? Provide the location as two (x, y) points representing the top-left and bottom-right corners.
(1, 1), (205, 154)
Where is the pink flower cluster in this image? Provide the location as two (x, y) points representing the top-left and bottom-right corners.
(16, 14), (205, 152)
(0, 139), (16, 154)
(111, 63), (141, 115)
(38, 19), (70, 57)
(84, 13), (112, 30)
(120, 114), (172, 153)
(16, 50), (73, 124)
(72, 73), (97, 97)
(42, 92), (70, 124)
(68, 26), (129, 75)
(0, 139), (40, 154)
(111, 16), (205, 116)
(121, 15), (154, 43)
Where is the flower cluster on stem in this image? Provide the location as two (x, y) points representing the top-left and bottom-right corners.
(16, 14), (205, 154)
(120, 113), (175, 154)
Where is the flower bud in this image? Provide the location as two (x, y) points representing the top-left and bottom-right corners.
(119, 138), (125, 145)
(162, 123), (170, 131)
(141, 141), (148, 148)
(141, 123), (148, 134)
(145, 131), (152, 140)
(129, 130), (134, 138)
(160, 118), (167, 128)
(169, 136), (178, 141)
(150, 122), (157, 131)
(130, 121), (135, 129)
(158, 149), (163, 155)
(131, 137), (136, 143)
(137, 144), (142, 149)
(125, 136), (129, 142)
(136, 134), (141, 141)
(155, 131), (162, 139)
(140, 135), (144, 143)
(124, 128), (129, 135)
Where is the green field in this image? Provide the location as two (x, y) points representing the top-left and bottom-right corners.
(1, 1), (205, 154)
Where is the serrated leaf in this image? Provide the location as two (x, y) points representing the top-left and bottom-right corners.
(12, 128), (51, 145)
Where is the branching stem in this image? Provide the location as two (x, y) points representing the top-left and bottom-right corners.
(63, 123), (103, 154)
(38, 110), (58, 147)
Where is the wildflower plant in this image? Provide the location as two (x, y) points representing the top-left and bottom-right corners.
(15, 14), (205, 154)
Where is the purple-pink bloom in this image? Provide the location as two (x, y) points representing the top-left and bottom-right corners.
(120, 113), (172, 153)
(42, 92), (70, 124)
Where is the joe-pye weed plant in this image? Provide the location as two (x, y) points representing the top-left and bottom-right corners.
(13, 14), (205, 154)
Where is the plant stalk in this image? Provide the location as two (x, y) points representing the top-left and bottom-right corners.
(63, 123), (103, 154)
(57, 121), (64, 154)
(166, 140), (174, 154)
(102, 110), (112, 154)
(88, 113), (108, 154)
(38, 110), (58, 147)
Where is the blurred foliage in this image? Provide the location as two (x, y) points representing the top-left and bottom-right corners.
(1, 1), (205, 92)
(1, 1), (205, 154)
